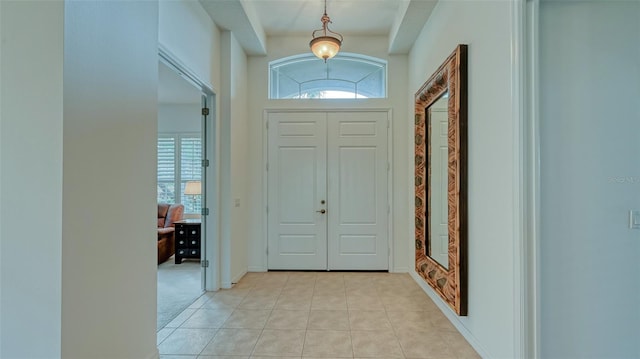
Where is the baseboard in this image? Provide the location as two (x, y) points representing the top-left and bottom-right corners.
(231, 269), (247, 286)
(247, 266), (267, 272)
(391, 266), (410, 273)
(409, 271), (491, 359)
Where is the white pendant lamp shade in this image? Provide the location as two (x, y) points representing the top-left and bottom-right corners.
(310, 36), (341, 61)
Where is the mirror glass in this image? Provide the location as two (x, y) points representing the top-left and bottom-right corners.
(427, 92), (449, 269)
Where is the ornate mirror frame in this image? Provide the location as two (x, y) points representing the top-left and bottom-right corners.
(415, 44), (468, 315)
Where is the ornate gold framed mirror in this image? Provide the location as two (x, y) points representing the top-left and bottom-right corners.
(415, 44), (468, 316)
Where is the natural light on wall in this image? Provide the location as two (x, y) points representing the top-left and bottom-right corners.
(269, 53), (387, 99)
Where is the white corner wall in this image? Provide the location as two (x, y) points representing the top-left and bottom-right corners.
(62, 2), (159, 358)
(408, 2), (516, 358)
(220, 31), (250, 287)
(229, 33), (250, 284)
(0, 2), (64, 357)
(538, 2), (640, 358)
(246, 35), (410, 273)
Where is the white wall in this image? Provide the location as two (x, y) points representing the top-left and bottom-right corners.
(159, 0), (220, 90)
(408, 1), (515, 358)
(0, 2), (64, 357)
(219, 31), (250, 287)
(539, 2), (640, 358)
(228, 33), (250, 285)
(246, 35), (410, 273)
(158, 104), (202, 133)
(62, 2), (158, 358)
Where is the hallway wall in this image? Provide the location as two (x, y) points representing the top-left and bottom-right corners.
(408, 1), (516, 358)
(62, 2), (159, 358)
(0, 1), (64, 357)
(539, 1), (640, 357)
(220, 31), (250, 287)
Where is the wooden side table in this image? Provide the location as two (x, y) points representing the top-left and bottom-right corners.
(174, 219), (201, 264)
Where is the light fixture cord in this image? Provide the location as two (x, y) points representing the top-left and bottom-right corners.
(322, 0), (330, 36)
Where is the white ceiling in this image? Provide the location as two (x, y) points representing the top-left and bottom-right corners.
(252, 0), (400, 36)
(199, 0), (437, 55)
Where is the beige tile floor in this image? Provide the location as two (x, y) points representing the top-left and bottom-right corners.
(158, 271), (480, 359)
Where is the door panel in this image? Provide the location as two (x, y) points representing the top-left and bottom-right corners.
(278, 147), (317, 224)
(327, 112), (389, 270)
(267, 112), (327, 270)
(338, 147), (378, 224)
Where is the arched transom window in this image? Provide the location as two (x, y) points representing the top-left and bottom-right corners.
(269, 53), (387, 99)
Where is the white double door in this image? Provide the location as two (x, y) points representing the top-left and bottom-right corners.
(267, 111), (389, 270)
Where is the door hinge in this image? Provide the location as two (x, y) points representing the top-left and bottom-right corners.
(202, 159), (210, 167)
(202, 107), (210, 116)
(201, 259), (209, 268)
(266, 163), (269, 171)
(201, 207), (209, 216)
(266, 247), (269, 255)
(266, 206), (269, 214)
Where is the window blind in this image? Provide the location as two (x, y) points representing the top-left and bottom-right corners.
(156, 134), (202, 214)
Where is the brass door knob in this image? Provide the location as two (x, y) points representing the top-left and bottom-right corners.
(316, 209), (326, 214)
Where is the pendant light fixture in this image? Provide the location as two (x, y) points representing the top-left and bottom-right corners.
(309, 0), (343, 62)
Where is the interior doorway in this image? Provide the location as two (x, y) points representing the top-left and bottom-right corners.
(156, 60), (208, 330)
(266, 110), (391, 271)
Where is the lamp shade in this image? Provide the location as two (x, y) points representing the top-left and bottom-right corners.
(310, 36), (341, 61)
(184, 181), (201, 195)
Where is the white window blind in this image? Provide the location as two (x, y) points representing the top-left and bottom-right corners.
(157, 137), (176, 204)
(157, 134), (202, 214)
(180, 137), (202, 214)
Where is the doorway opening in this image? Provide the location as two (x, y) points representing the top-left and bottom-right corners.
(157, 58), (214, 330)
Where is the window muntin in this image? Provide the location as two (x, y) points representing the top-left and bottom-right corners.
(270, 53), (387, 99)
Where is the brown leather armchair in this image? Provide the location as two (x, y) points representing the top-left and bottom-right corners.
(157, 203), (184, 264)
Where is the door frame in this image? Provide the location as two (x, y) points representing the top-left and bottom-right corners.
(159, 45), (220, 291)
(262, 108), (394, 271)
(512, 0), (539, 357)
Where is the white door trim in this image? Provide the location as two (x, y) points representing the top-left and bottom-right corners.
(262, 108), (394, 272)
(512, 0), (540, 357)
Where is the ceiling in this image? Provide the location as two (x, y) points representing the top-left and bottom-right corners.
(199, 0), (437, 55)
(252, 0), (400, 36)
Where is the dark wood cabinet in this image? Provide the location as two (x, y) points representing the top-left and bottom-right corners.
(174, 219), (201, 264)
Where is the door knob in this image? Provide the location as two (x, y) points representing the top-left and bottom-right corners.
(316, 209), (326, 214)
